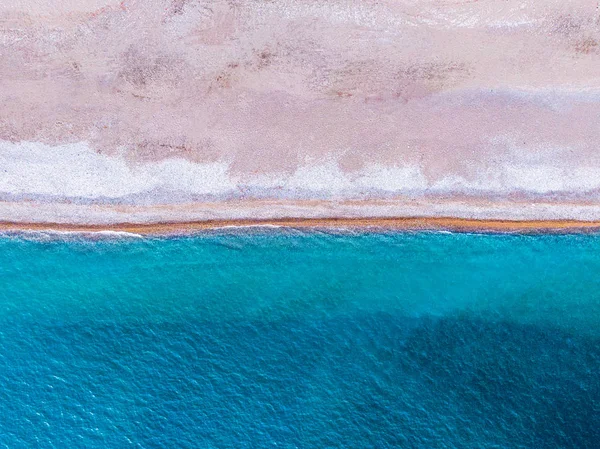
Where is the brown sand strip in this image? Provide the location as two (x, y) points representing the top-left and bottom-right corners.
(1, 217), (600, 235)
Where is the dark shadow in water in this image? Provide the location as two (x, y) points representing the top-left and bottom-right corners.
(0, 313), (598, 448)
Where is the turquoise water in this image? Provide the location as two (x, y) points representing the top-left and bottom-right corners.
(0, 230), (599, 447)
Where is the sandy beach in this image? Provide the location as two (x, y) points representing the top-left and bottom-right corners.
(3, 211), (600, 235)
(4, 196), (600, 234)
(2, 1), (600, 226)
(2, 217), (600, 235)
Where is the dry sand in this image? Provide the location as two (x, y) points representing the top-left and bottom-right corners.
(2, 1), (600, 223)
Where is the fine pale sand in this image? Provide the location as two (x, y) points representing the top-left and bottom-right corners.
(3, 1), (600, 203)
(4, 2), (600, 219)
(2, 217), (600, 235)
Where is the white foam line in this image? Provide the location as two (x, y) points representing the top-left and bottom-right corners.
(94, 230), (144, 238)
(0, 229), (144, 239)
(206, 224), (287, 230)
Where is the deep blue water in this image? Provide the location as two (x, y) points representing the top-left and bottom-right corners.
(0, 230), (599, 448)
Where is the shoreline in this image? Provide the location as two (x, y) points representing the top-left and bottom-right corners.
(2, 217), (600, 235)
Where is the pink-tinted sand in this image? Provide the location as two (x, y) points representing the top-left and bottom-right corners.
(2, 0), (600, 223)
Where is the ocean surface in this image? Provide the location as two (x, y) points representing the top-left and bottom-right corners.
(0, 229), (599, 448)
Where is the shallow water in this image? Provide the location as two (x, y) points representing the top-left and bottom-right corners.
(0, 230), (598, 448)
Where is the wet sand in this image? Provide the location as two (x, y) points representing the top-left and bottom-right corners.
(2, 216), (600, 235)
